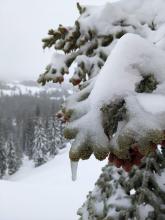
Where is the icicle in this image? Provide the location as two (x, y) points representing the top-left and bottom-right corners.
(70, 160), (78, 181)
(157, 144), (162, 153)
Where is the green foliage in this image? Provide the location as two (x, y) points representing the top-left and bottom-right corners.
(78, 150), (165, 220)
(135, 74), (158, 93)
(101, 99), (127, 140)
(101, 35), (114, 47)
(115, 30), (127, 39)
(77, 2), (86, 15)
(64, 127), (78, 140)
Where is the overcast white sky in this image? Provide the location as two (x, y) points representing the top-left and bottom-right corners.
(0, 0), (115, 81)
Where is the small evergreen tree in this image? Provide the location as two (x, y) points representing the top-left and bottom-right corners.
(0, 139), (7, 178)
(0, 118), (7, 178)
(47, 116), (59, 157)
(32, 119), (48, 167)
(0, 146), (7, 178)
(54, 117), (66, 149)
(6, 135), (18, 175)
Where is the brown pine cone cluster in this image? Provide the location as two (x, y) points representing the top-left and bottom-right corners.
(108, 143), (164, 172)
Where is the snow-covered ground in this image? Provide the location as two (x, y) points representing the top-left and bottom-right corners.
(0, 80), (73, 97)
(0, 81), (61, 96)
(0, 147), (106, 220)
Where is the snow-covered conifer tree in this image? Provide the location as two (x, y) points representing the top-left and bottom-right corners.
(0, 124), (7, 178)
(54, 118), (66, 149)
(47, 116), (59, 157)
(47, 116), (66, 157)
(0, 144), (6, 178)
(6, 135), (18, 175)
(32, 120), (48, 167)
(38, 0), (165, 218)
(78, 149), (165, 219)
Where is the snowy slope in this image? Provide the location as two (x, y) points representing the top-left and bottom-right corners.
(0, 147), (106, 220)
(0, 80), (73, 97)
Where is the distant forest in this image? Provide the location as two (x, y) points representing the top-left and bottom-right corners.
(0, 87), (67, 178)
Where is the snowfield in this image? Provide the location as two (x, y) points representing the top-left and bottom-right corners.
(0, 146), (106, 220)
(0, 80), (73, 97)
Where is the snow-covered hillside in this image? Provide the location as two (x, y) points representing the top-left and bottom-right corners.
(0, 80), (73, 97)
(0, 146), (106, 220)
